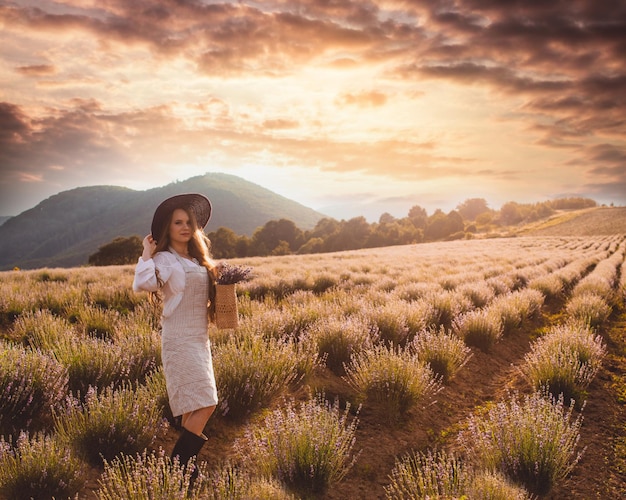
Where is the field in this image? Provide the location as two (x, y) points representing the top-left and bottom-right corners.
(1, 229), (625, 498)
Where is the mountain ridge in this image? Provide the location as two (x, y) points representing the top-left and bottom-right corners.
(0, 173), (326, 270)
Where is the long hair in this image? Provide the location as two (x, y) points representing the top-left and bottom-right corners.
(150, 207), (218, 319)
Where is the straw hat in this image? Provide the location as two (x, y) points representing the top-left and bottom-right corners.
(150, 193), (212, 240)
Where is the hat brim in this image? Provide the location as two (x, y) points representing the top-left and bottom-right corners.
(151, 193), (212, 240)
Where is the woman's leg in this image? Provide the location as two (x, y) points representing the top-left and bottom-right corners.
(171, 406), (216, 482)
(181, 405), (215, 436)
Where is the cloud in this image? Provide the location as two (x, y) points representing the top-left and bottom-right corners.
(337, 90), (388, 107)
(1, 0), (625, 215)
(16, 64), (56, 76)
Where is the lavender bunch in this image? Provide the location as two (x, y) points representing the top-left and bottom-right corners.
(216, 263), (253, 285)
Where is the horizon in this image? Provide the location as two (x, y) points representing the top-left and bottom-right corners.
(1, 1), (625, 220)
(0, 171), (616, 227)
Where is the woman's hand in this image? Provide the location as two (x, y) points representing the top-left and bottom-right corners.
(142, 234), (156, 260)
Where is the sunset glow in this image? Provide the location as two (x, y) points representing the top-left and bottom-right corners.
(1, 0), (625, 220)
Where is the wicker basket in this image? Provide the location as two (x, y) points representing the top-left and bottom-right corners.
(215, 283), (238, 329)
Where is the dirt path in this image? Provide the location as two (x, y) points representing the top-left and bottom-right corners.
(546, 309), (626, 499)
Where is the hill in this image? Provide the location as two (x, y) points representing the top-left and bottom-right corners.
(0, 173), (325, 270)
(519, 206), (626, 236)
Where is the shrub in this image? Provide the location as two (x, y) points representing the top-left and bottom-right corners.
(0, 432), (84, 500)
(425, 290), (472, 330)
(489, 288), (544, 335)
(410, 326), (472, 382)
(529, 274), (564, 301)
(0, 341), (68, 435)
(363, 300), (410, 346)
(40, 334), (129, 395)
(344, 345), (441, 421)
(54, 383), (167, 466)
(458, 282), (496, 308)
(459, 390), (584, 495)
(565, 293), (612, 329)
(114, 309), (162, 384)
(279, 299), (324, 340)
(208, 464), (295, 500)
(312, 274), (338, 294)
(522, 323), (606, 402)
(213, 334), (310, 420)
(467, 470), (533, 500)
(242, 395), (360, 495)
(384, 449), (468, 499)
(75, 304), (119, 340)
(308, 315), (375, 374)
(88, 283), (143, 314)
(10, 309), (73, 348)
(97, 448), (207, 500)
(453, 309), (503, 351)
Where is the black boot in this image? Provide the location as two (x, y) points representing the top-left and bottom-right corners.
(170, 428), (207, 486)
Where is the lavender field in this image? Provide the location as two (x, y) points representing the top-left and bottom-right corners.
(1, 234), (625, 499)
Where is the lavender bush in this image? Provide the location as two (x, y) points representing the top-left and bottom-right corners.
(308, 314), (375, 374)
(459, 390), (584, 495)
(54, 383), (167, 466)
(208, 464), (295, 500)
(242, 395), (360, 495)
(453, 309), (504, 351)
(385, 449), (468, 499)
(522, 322), (606, 403)
(565, 293), (612, 329)
(213, 334), (314, 420)
(410, 326), (472, 382)
(0, 341), (68, 435)
(344, 345), (442, 421)
(467, 470), (533, 500)
(0, 432), (84, 500)
(97, 448), (208, 500)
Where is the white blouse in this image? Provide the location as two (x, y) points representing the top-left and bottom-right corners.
(132, 249), (201, 317)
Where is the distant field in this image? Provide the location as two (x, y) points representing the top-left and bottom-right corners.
(521, 206), (626, 236)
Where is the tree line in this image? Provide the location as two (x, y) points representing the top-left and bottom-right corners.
(88, 197), (598, 265)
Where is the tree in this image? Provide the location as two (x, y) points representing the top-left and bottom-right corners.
(250, 219), (303, 256)
(207, 227), (239, 259)
(297, 237), (325, 254)
(446, 210), (464, 234)
(499, 202), (523, 225)
(307, 218), (340, 240)
(456, 198), (490, 221)
(379, 212), (396, 224)
(88, 236), (142, 266)
(327, 217), (371, 251)
(408, 205), (428, 229)
(424, 210), (464, 240)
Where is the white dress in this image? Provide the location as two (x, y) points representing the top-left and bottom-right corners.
(134, 251), (218, 417)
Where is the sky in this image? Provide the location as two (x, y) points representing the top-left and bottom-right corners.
(1, 0), (625, 222)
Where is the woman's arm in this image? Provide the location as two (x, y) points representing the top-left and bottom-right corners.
(133, 235), (176, 293)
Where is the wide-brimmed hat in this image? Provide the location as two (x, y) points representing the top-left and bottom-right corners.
(151, 193), (212, 240)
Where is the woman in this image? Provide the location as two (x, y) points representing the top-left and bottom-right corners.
(133, 193), (218, 477)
